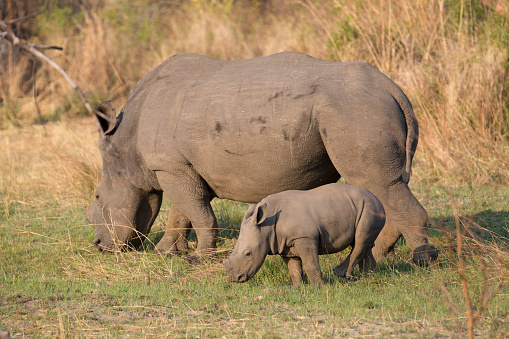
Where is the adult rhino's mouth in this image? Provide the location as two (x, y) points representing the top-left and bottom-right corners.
(92, 236), (119, 253)
(239, 273), (249, 282)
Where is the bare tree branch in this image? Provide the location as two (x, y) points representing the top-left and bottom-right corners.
(0, 30), (63, 50)
(0, 19), (111, 123)
(4, 11), (42, 24)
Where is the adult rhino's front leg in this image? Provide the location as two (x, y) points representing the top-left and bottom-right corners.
(154, 205), (192, 255)
(155, 169), (218, 262)
(282, 256), (304, 287)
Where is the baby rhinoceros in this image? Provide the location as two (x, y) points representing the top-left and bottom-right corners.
(223, 183), (386, 287)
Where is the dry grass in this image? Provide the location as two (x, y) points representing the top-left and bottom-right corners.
(434, 210), (509, 339)
(0, 117), (101, 205)
(1, 0), (508, 186)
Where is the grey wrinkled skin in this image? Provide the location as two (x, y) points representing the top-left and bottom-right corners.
(223, 183), (386, 286)
(88, 51), (435, 263)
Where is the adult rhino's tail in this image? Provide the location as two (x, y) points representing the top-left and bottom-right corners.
(390, 83), (418, 184)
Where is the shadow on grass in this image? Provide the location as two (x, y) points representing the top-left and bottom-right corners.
(429, 210), (509, 243)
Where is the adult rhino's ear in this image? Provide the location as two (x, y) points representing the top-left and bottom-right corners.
(255, 202), (268, 226)
(94, 101), (118, 136)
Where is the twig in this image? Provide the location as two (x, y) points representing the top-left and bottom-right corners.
(445, 187), (506, 339)
(32, 60), (46, 135)
(0, 27), (62, 50)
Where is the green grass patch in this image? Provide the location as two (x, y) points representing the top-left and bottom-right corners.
(1, 185), (508, 337)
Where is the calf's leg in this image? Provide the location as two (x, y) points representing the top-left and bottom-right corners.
(359, 248), (376, 273)
(293, 238), (324, 286)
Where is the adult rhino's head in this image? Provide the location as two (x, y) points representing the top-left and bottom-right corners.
(87, 102), (162, 252)
(223, 203), (272, 283)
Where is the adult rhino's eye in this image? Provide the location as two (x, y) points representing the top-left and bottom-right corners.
(243, 250), (252, 259)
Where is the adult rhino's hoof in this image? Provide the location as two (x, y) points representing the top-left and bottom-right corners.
(333, 266), (346, 278)
(184, 249), (216, 265)
(332, 261), (349, 278)
(154, 237), (189, 256)
(154, 245), (184, 256)
(412, 245), (439, 266)
(372, 247), (397, 263)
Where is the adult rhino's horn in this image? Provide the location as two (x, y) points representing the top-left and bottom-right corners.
(94, 101), (118, 136)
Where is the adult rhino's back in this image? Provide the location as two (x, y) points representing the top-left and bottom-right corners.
(132, 52), (411, 202)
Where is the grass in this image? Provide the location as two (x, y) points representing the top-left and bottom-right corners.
(0, 190), (508, 337)
(1, 120), (508, 337)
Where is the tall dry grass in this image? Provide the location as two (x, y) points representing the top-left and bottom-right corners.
(0, 118), (100, 206)
(432, 192), (509, 339)
(1, 0), (508, 188)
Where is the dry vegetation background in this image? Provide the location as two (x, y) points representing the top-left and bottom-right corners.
(1, 0), (509, 190)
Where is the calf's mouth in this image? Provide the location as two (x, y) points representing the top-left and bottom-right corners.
(223, 259), (250, 283)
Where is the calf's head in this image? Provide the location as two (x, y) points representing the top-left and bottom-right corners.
(87, 102), (162, 252)
(223, 202), (272, 282)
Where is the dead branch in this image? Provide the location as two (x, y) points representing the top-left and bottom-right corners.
(3, 11), (42, 24)
(0, 20), (111, 123)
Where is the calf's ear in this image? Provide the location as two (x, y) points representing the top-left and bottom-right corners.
(243, 204), (257, 223)
(255, 202), (268, 225)
(94, 101), (118, 136)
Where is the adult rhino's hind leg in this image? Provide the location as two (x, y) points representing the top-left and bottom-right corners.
(320, 106), (435, 264)
(154, 205), (192, 255)
(370, 182), (436, 265)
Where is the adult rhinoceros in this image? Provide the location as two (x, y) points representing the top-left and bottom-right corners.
(87, 52), (435, 264)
